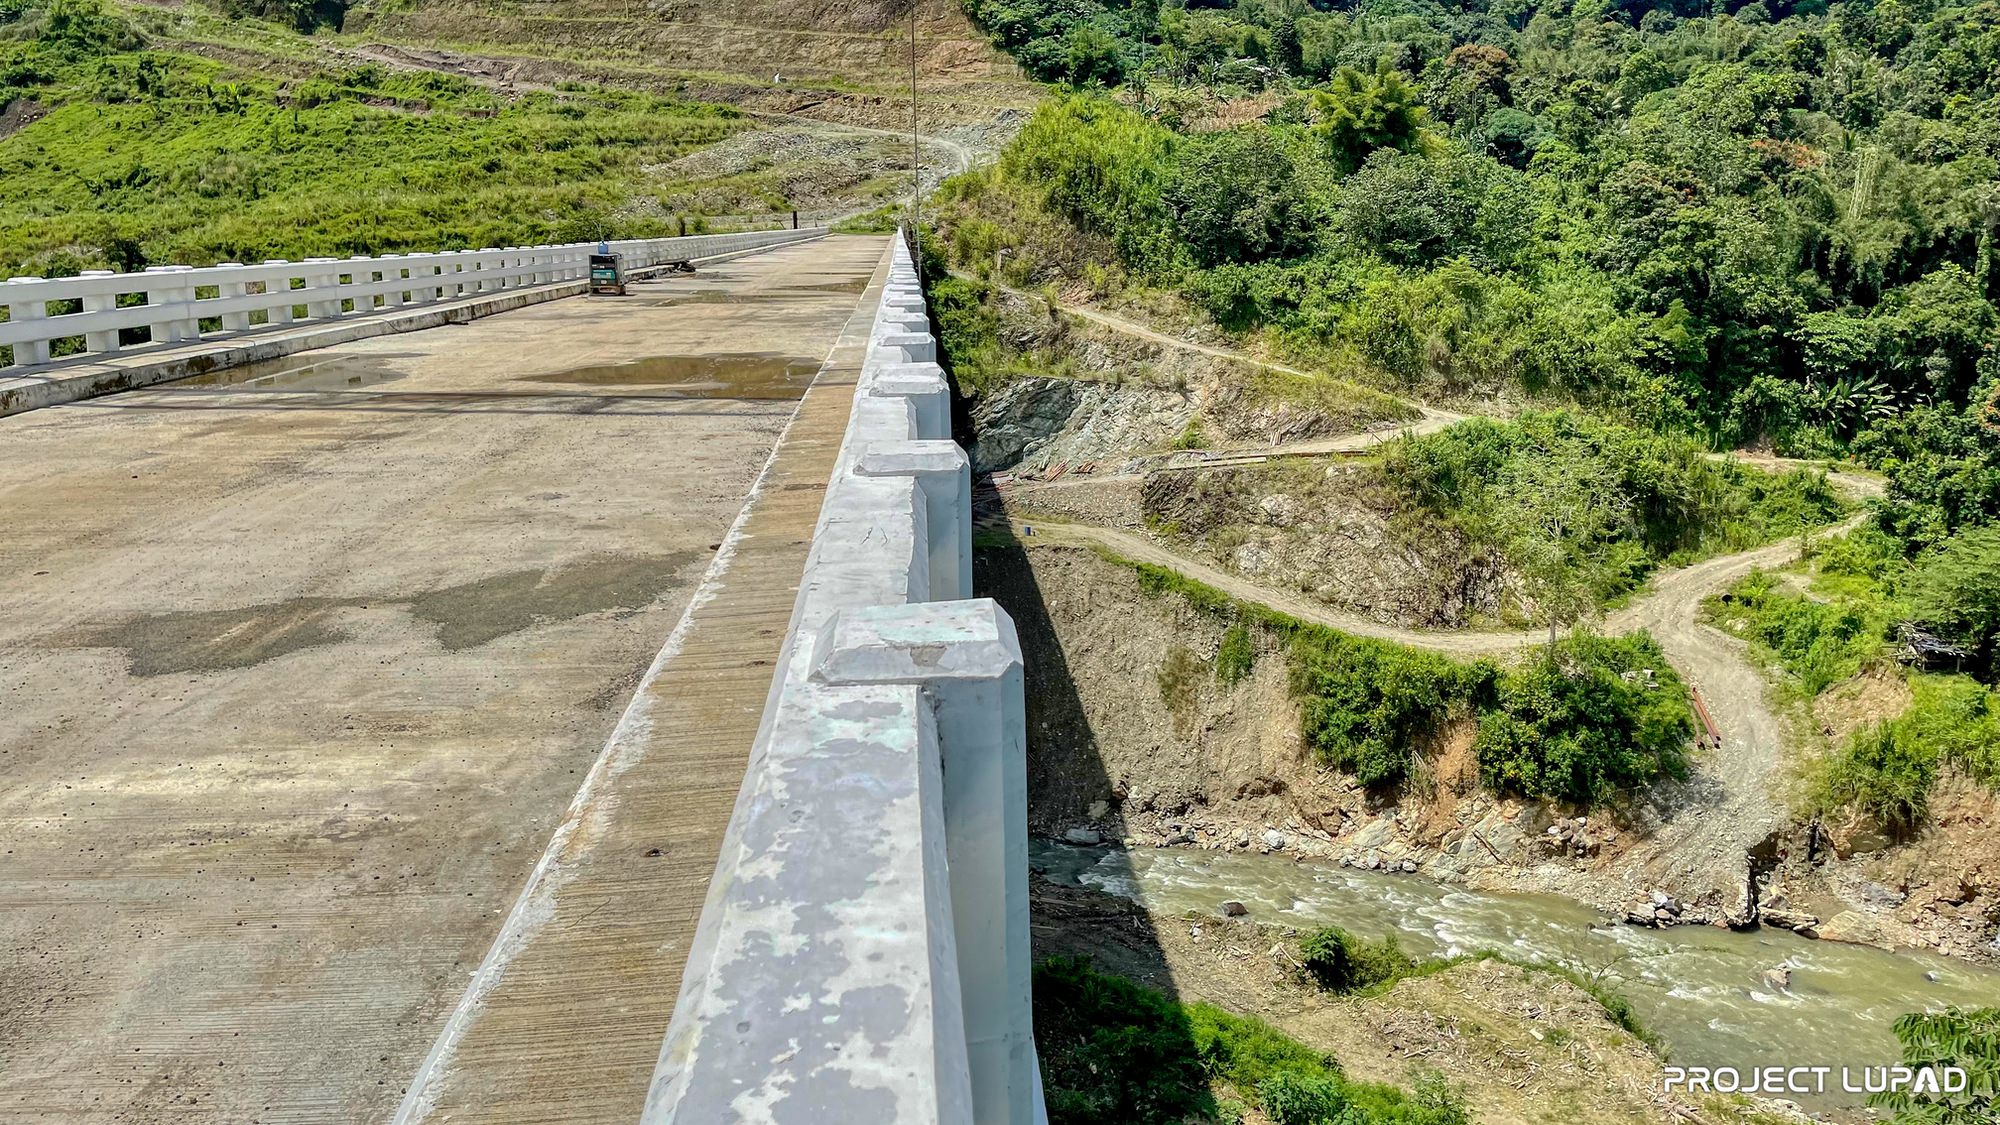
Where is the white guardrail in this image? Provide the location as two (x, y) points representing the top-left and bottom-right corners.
(0, 229), (824, 372)
(642, 235), (1047, 1125)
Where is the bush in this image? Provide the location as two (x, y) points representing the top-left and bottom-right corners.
(1908, 525), (2000, 682)
(1261, 1070), (1349, 1125)
(1718, 569), (1892, 694)
(1811, 676), (2000, 834)
(1287, 625), (1493, 788)
(1001, 96), (1177, 272)
(1475, 631), (1694, 805)
(1385, 412), (1845, 617)
(1164, 127), (1322, 268)
(1298, 926), (1421, 993)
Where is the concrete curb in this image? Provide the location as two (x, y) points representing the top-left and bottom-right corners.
(0, 233), (825, 419)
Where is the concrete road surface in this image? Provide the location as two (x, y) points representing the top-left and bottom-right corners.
(0, 235), (887, 1124)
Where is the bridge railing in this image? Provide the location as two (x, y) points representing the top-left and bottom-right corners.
(643, 235), (1045, 1125)
(0, 228), (824, 372)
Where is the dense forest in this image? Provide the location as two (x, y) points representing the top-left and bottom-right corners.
(944, 0), (1999, 536)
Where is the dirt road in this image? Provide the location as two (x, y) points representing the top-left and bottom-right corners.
(1016, 508), (1871, 915)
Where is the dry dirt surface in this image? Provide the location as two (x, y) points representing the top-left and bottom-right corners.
(0, 237), (886, 1123)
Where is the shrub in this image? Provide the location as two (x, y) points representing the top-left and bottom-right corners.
(1261, 1070), (1349, 1125)
(1297, 926), (1420, 993)
(1287, 626), (1493, 788)
(1474, 631), (1694, 805)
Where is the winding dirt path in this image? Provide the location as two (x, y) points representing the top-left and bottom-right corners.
(987, 292), (1888, 915)
(1021, 509), (1868, 917)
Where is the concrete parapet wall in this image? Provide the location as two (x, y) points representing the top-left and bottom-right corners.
(644, 237), (1045, 1125)
(0, 228), (825, 375)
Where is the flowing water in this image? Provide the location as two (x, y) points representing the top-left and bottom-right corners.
(1033, 841), (2000, 1110)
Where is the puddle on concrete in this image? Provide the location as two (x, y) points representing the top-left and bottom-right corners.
(171, 353), (409, 392)
(408, 551), (705, 651)
(518, 353), (821, 399)
(782, 277), (870, 294)
(645, 288), (820, 308)
(54, 553), (709, 671)
(59, 598), (356, 676)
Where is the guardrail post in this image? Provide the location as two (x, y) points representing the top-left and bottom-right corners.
(142, 266), (197, 343)
(215, 265), (251, 331)
(261, 261), (296, 324)
(5, 278), (50, 365)
(303, 258), (341, 320)
(79, 271), (121, 354)
(856, 440), (971, 605)
(811, 599), (1036, 1125)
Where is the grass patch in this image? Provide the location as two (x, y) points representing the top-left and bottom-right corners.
(1035, 956), (1471, 1125)
(1810, 674), (2000, 835)
(1288, 931), (1664, 1054)
(1243, 363), (1421, 431)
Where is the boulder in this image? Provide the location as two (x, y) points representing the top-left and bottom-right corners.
(1262, 829), (1288, 850)
(1817, 910), (1891, 948)
(1063, 827), (1103, 846)
(1220, 900), (1249, 917)
(1761, 906), (1821, 935)
(1762, 966), (1793, 991)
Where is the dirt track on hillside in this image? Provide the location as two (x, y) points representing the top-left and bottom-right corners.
(991, 298), (1888, 917)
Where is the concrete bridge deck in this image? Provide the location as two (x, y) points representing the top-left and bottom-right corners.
(0, 234), (889, 1124)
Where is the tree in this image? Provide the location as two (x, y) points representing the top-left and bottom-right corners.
(1163, 127), (1319, 267)
(1311, 66), (1429, 172)
(1908, 526), (2000, 680)
(1060, 24), (1124, 87)
(1873, 1007), (2000, 1125)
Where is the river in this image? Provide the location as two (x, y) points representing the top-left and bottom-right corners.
(1032, 841), (2000, 1110)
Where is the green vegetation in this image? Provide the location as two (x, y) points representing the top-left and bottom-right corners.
(1812, 675), (2000, 833)
(1288, 933), (1662, 1051)
(0, 0), (749, 276)
(1386, 413), (1844, 622)
(939, 0), (2000, 566)
(1710, 523), (2000, 834)
(1298, 926), (1421, 993)
(1034, 956), (1471, 1125)
(1128, 557), (1693, 805)
(1906, 525), (2000, 683)
(1216, 622), (1255, 686)
(1875, 1007), (2000, 1124)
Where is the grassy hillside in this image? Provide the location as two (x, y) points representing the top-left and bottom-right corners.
(0, 0), (773, 273)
